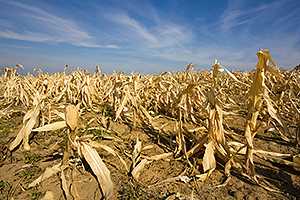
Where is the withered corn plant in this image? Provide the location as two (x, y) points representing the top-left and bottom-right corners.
(201, 60), (227, 177)
(244, 50), (268, 177)
(243, 49), (291, 178)
(9, 93), (43, 151)
(27, 104), (115, 199)
(191, 60), (233, 179)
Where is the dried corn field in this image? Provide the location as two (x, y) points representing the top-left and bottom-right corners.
(0, 50), (299, 200)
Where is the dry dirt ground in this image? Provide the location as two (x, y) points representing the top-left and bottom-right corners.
(0, 110), (299, 200)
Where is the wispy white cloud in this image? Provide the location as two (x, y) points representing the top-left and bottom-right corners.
(107, 12), (192, 48)
(103, 0), (299, 70)
(0, 1), (119, 48)
(219, 1), (270, 32)
(171, 0), (300, 69)
(153, 23), (191, 48)
(217, 0), (299, 32)
(0, 30), (55, 42)
(110, 13), (159, 46)
(0, 43), (32, 49)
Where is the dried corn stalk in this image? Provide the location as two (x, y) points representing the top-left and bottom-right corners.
(63, 104), (79, 164)
(201, 60), (229, 177)
(244, 49), (271, 177)
(9, 95), (41, 151)
(0, 50), (299, 195)
(29, 104), (115, 199)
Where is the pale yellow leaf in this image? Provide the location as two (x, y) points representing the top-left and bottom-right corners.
(9, 126), (25, 151)
(264, 94), (283, 127)
(10, 105), (40, 151)
(23, 109), (34, 123)
(23, 105), (40, 151)
(29, 163), (61, 188)
(41, 191), (55, 200)
(149, 152), (173, 161)
(61, 169), (72, 200)
(53, 110), (65, 120)
(32, 121), (67, 132)
(202, 141), (216, 172)
(131, 159), (151, 180)
(80, 142), (113, 199)
(90, 141), (129, 172)
(65, 105), (79, 131)
(115, 93), (128, 121)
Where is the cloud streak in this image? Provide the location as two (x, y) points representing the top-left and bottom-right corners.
(110, 13), (159, 46)
(0, 1), (118, 48)
(107, 12), (192, 49)
(219, 2), (268, 32)
(175, 0), (300, 69)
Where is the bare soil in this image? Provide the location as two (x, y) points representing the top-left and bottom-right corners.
(0, 110), (299, 200)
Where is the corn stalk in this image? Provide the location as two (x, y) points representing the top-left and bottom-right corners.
(244, 49), (272, 177)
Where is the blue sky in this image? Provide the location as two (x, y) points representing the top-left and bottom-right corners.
(0, 0), (299, 73)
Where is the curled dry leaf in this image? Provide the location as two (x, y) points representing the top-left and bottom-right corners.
(80, 142), (114, 199)
(131, 159), (151, 180)
(131, 138), (142, 169)
(178, 175), (192, 183)
(32, 121), (67, 132)
(29, 163), (61, 188)
(53, 110), (66, 120)
(203, 141), (216, 173)
(61, 169), (72, 200)
(115, 92), (128, 121)
(225, 159), (232, 177)
(65, 105), (79, 131)
(90, 141), (129, 172)
(223, 66), (250, 87)
(142, 144), (155, 151)
(89, 141), (116, 156)
(148, 152), (173, 161)
(9, 105), (40, 151)
(195, 173), (210, 182)
(264, 93), (283, 127)
(23, 109), (34, 123)
(264, 93), (290, 142)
